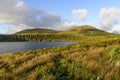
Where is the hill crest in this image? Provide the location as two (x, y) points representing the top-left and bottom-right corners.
(15, 28), (60, 35)
(59, 25), (109, 35)
(15, 25), (110, 35)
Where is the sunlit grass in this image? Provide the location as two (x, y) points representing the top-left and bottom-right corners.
(0, 26), (120, 80)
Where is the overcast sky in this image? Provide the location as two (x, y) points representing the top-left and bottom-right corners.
(0, 0), (120, 34)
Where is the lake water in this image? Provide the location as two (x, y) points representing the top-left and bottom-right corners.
(0, 42), (75, 54)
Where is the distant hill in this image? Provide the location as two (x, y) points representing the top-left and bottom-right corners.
(15, 25), (110, 35)
(15, 28), (60, 35)
(59, 25), (110, 35)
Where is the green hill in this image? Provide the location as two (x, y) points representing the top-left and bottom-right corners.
(59, 25), (109, 35)
(15, 25), (109, 35)
(15, 28), (60, 35)
(0, 25), (111, 42)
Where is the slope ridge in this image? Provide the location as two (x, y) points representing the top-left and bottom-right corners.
(15, 28), (60, 35)
(59, 25), (109, 35)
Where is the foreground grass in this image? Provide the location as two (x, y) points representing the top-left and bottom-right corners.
(0, 35), (120, 80)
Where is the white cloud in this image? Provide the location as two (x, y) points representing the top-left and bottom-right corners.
(7, 24), (32, 34)
(72, 9), (88, 22)
(112, 30), (120, 34)
(0, 0), (76, 33)
(55, 21), (76, 30)
(99, 7), (120, 31)
(0, 0), (61, 27)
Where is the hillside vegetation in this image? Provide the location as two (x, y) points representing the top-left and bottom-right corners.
(59, 25), (110, 35)
(15, 28), (60, 35)
(0, 25), (120, 80)
(0, 25), (111, 42)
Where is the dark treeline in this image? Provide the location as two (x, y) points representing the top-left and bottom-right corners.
(0, 34), (79, 42)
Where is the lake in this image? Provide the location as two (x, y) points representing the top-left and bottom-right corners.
(0, 42), (75, 54)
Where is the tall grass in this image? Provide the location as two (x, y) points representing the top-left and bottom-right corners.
(0, 34), (120, 80)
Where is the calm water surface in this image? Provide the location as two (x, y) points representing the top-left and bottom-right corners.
(0, 42), (75, 54)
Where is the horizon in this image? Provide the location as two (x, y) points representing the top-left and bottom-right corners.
(2, 25), (108, 34)
(0, 0), (120, 34)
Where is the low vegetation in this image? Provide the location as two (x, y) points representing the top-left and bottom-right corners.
(15, 28), (60, 35)
(0, 25), (120, 80)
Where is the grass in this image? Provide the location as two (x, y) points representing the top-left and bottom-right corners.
(15, 28), (60, 35)
(0, 25), (120, 80)
(58, 25), (110, 35)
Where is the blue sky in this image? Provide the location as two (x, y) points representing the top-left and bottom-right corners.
(23, 0), (120, 23)
(0, 0), (120, 34)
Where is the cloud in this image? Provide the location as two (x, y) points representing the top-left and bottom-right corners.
(55, 21), (76, 30)
(0, 0), (75, 33)
(0, 0), (61, 27)
(72, 9), (88, 22)
(99, 7), (120, 31)
(7, 24), (32, 34)
(112, 30), (120, 34)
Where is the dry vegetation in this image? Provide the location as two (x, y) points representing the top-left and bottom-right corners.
(0, 26), (120, 80)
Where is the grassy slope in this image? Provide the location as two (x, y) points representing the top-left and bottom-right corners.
(0, 25), (110, 42)
(15, 25), (109, 35)
(15, 28), (61, 35)
(59, 25), (110, 35)
(0, 25), (120, 80)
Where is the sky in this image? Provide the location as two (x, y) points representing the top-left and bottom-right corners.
(0, 0), (120, 34)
